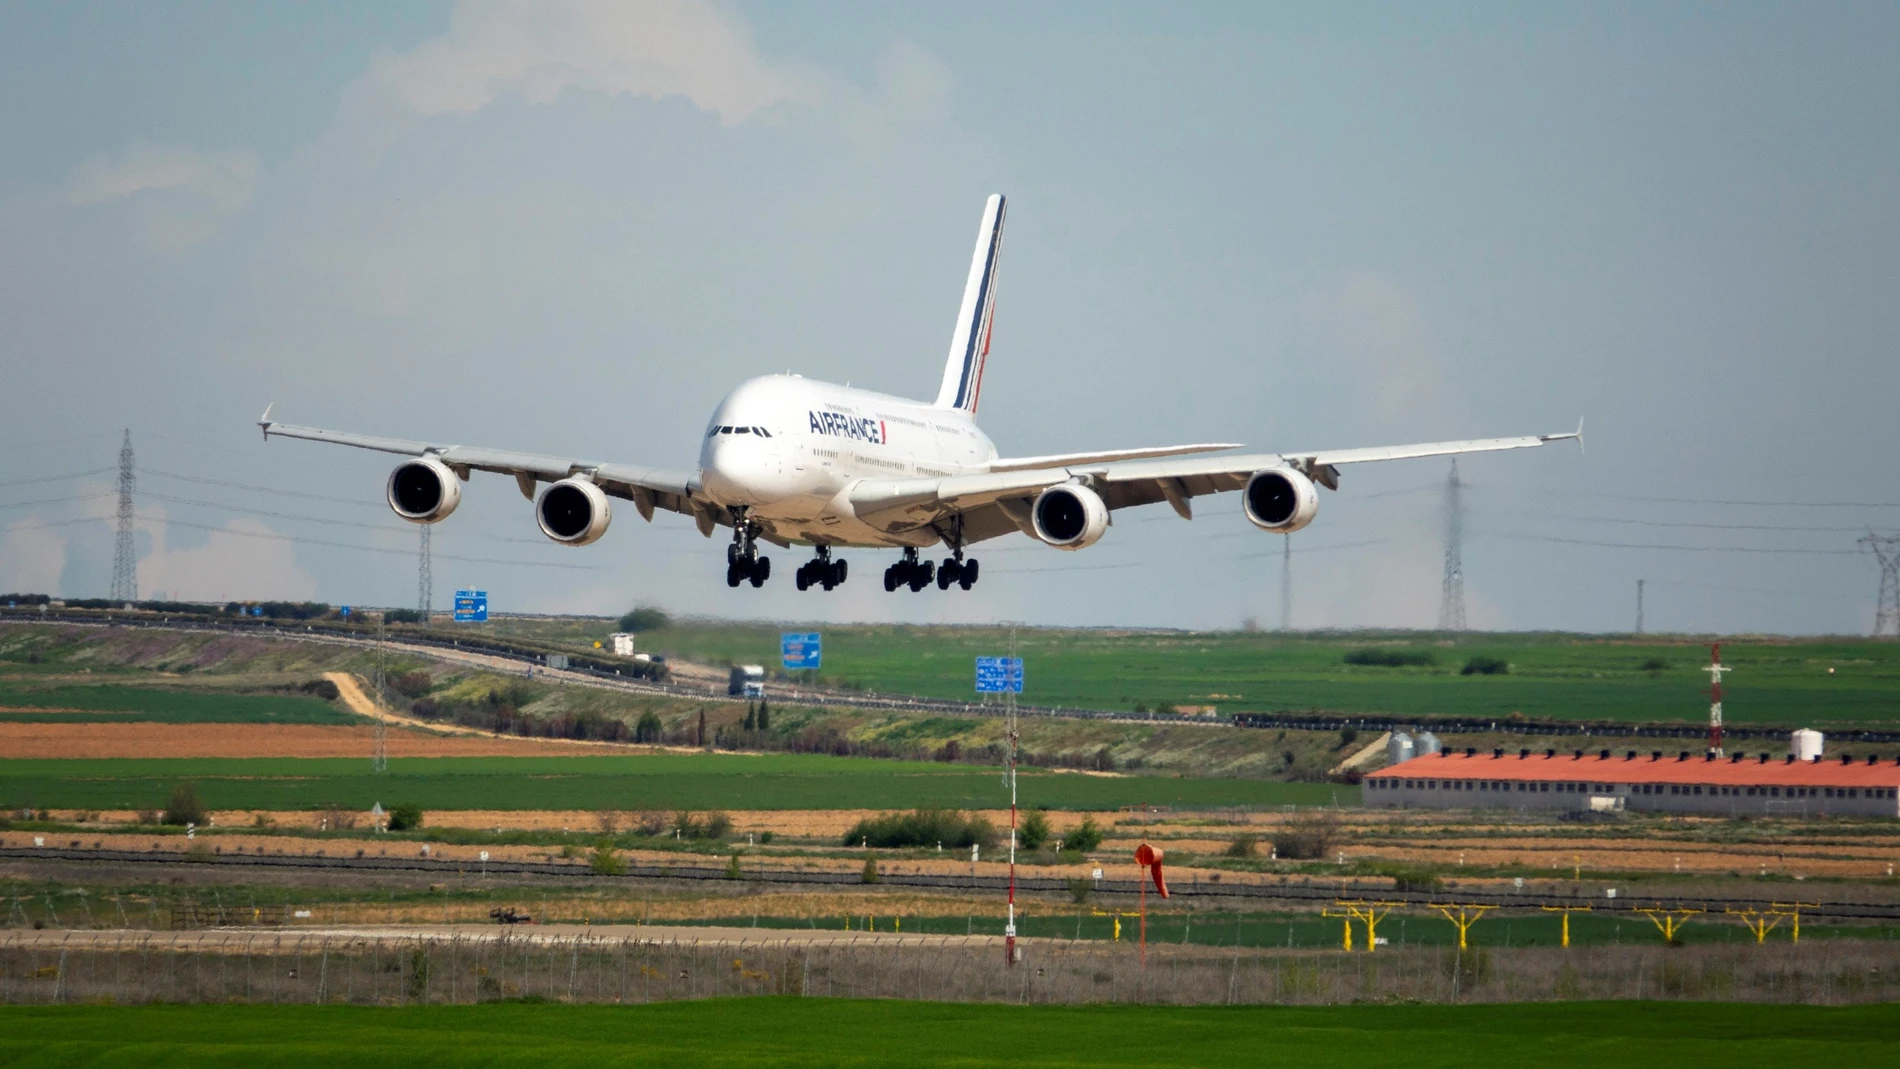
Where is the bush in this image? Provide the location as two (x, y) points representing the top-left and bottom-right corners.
(388, 671), (434, 699)
(724, 854), (743, 880)
(1018, 809), (1051, 850)
(1224, 834), (1258, 858)
(703, 811), (733, 840)
(1461, 656), (1510, 676)
(1339, 727), (1359, 748)
(1067, 878), (1092, 905)
(299, 679), (340, 701)
(1639, 657), (1670, 675)
(387, 804), (424, 832)
(382, 608), (427, 624)
(590, 839), (625, 875)
(758, 831), (775, 845)
(842, 809), (997, 851)
(1391, 868), (1443, 893)
(861, 857), (880, 884)
(616, 607), (671, 632)
(1344, 647), (1435, 667)
(1273, 811), (1338, 860)
(1065, 815), (1104, 853)
(162, 783), (204, 826)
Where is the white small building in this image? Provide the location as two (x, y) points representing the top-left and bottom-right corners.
(1791, 728), (1825, 762)
(609, 632), (636, 656)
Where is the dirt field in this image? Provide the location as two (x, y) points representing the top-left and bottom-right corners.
(0, 723), (638, 759)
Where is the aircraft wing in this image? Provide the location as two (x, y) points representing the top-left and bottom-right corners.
(258, 416), (710, 528)
(850, 427), (1580, 543)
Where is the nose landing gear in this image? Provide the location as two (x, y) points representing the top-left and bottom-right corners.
(725, 513), (770, 588)
(795, 546), (848, 591)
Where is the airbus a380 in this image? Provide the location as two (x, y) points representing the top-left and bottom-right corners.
(261, 195), (1579, 593)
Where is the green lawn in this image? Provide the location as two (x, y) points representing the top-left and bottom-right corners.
(0, 754), (1353, 812)
(0, 1000), (1894, 1067)
(0, 684), (354, 725)
(476, 619), (1900, 727)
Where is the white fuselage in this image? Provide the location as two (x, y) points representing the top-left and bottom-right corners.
(696, 374), (997, 548)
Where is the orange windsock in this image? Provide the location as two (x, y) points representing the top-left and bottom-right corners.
(1134, 842), (1169, 898)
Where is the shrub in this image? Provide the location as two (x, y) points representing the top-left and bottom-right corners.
(299, 679), (341, 701)
(1391, 868), (1443, 893)
(616, 607), (671, 632)
(1339, 727), (1360, 748)
(162, 783), (204, 826)
(861, 857), (880, 884)
(1273, 811), (1338, 860)
(1639, 657), (1670, 675)
(703, 811), (733, 840)
(1224, 834), (1258, 858)
(1018, 809), (1051, 850)
(758, 831), (775, 845)
(590, 839), (625, 875)
(382, 609), (426, 625)
(1065, 815), (1104, 853)
(724, 854), (743, 880)
(387, 804), (424, 832)
(635, 811), (668, 836)
(388, 671), (434, 699)
(1067, 878), (1093, 905)
(1344, 647), (1435, 667)
(1461, 656), (1509, 676)
(842, 809), (997, 851)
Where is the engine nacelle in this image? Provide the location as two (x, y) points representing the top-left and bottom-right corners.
(386, 457), (462, 524)
(1031, 482), (1109, 551)
(536, 477), (612, 546)
(1243, 468), (1319, 533)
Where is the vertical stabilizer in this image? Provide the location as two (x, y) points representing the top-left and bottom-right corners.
(934, 194), (1007, 413)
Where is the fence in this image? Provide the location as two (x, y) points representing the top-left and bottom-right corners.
(3, 932), (1898, 1006)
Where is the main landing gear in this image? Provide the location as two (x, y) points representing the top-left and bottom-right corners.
(795, 546), (848, 591)
(885, 548), (978, 592)
(725, 514), (769, 588)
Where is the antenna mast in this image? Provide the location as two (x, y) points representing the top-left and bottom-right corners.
(109, 430), (138, 604)
(1437, 459), (1466, 631)
(417, 524), (433, 622)
(1705, 644), (1730, 757)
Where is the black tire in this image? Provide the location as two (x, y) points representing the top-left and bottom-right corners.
(834, 559), (848, 585)
(884, 567), (899, 592)
(756, 556), (770, 582)
(911, 560), (934, 592)
(960, 557), (978, 590)
(795, 567), (810, 592)
(936, 560), (956, 590)
(726, 563), (742, 588)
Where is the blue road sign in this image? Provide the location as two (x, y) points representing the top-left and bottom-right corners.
(340, 606), (351, 618)
(975, 656), (1024, 693)
(453, 589), (488, 623)
(781, 632), (821, 670)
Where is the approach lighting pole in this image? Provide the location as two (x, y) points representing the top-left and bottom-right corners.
(1706, 644), (1730, 757)
(1004, 623), (1020, 967)
(109, 430), (138, 604)
(1635, 579), (1645, 635)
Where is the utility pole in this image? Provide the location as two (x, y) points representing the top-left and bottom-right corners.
(1636, 579), (1645, 635)
(1437, 459), (1466, 631)
(1004, 623), (1020, 967)
(417, 524), (433, 623)
(1861, 534), (1900, 638)
(109, 430), (138, 604)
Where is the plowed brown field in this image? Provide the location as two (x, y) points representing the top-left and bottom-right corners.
(0, 722), (634, 758)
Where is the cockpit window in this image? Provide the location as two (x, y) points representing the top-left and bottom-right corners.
(734, 426), (751, 434)
(754, 427), (771, 437)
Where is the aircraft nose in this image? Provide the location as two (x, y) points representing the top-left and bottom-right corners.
(704, 436), (775, 504)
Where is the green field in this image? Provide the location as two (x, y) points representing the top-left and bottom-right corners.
(0, 754), (1353, 812)
(0, 1000), (1894, 1067)
(0, 684), (354, 725)
(478, 619), (1900, 727)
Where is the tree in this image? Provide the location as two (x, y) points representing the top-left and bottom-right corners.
(755, 698), (770, 732)
(634, 712), (662, 744)
(387, 804), (424, 832)
(743, 703), (757, 731)
(162, 783), (204, 826)
(616, 607), (670, 632)
(1066, 815), (1104, 852)
(1018, 809), (1051, 850)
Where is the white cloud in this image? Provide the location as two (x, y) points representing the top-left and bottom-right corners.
(65, 142), (261, 211)
(136, 510), (319, 603)
(358, 0), (813, 125)
(0, 520), (67, 595)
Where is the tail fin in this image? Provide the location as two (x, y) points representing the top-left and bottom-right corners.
(934, 193), (1006, 413)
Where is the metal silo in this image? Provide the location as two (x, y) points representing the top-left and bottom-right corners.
(1388, 731), (1416, 764)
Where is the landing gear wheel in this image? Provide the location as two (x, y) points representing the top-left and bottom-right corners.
(832, 559), (848, 586)
(749, 556), (769, 588)
(937, 558), (959, 590)
(726, 562), (742, 588)
(796, 565), (811, 591)
(884, 565), (900, 592)
(909, 560), (934, 592)
(959, 558), (979, 589)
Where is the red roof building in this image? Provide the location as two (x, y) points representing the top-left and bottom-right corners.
(1364, 747), (1900, 817)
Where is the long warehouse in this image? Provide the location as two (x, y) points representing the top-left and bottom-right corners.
(1364, 747), (1900, 817)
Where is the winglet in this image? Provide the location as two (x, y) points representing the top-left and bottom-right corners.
(258, 403), (274, 441)
(1538, 417), (1585, 456)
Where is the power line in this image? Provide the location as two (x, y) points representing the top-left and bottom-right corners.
(1508, 488), (1900, 509)
(0, 467), (114, 489)
(1484, 533), (1863, 555)
(0, 492), (114, 511)
(142, 468), (385, 508)
(1476, 509), (1880, 534)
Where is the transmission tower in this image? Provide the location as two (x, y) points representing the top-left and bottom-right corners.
(417, 524), (433, 622)
(1279, 536), (1292, 631)
(109, 430), (138, 604)
(1862, 533), (1900, 638)
(1437, 459), (1466, 632)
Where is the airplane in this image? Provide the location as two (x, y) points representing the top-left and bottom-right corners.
(260, 194), (1579, 593)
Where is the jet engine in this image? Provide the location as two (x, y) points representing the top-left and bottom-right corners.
(1243, 468), (1318, 533)
(1031, 483), (1109, 550)
(536, 477), (612, 546)
(385, 457), (462, 524)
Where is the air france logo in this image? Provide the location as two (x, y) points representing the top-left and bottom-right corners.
(809, 410), (886, 445)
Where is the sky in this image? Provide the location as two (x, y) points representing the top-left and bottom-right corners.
(1, 1), (1897, 635)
